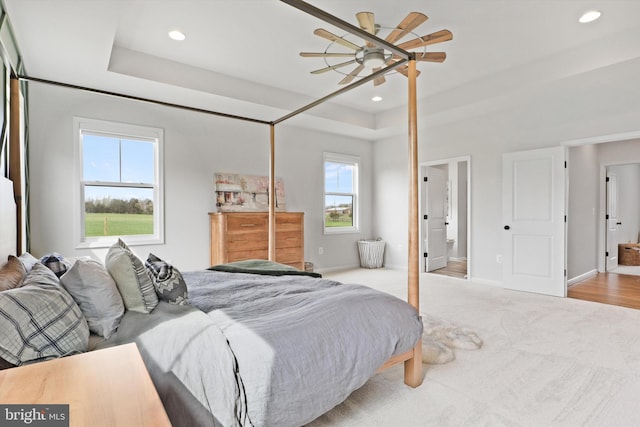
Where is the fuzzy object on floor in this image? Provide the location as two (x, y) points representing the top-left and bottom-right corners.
(421, 313), (483, 364)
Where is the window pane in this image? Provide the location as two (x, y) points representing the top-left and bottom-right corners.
(121, 139), (154, 183)
(325, 162), (354, 193)
(83, 134), (120, 182)
(84, 185), (154, 237)
(325, 195), (353, 227)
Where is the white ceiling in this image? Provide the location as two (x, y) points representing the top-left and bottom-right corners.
(4, 0), (640, 139)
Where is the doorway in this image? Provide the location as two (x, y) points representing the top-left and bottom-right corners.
(420, 156), (470, 279)
(604, 163), (640, 273)
(566, 137), (640, 308)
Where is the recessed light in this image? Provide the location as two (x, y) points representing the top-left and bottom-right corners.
(579, 10), (601, 23)
(371, 95), (382, 102)
(168, 30), (186, 41)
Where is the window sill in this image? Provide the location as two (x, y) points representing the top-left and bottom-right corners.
(76, 235), (164, 249)
(323, 227), (360, 235)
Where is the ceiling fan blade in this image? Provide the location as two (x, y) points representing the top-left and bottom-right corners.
(356, 12), (375, 34)
(311, 59), (357, 74)
(397, 29), (453, 50)
(356, 11), (376, 47)
(372, 67), (386, 86)
(300, 52), (355, 58)
(395, 65), (422, 78)
(314, 28), (361, 51)
(415, 52), (446, 62)
(339, 64), (365, 85)
(392, 51), (447, 63)
(385, 12), (428, 44)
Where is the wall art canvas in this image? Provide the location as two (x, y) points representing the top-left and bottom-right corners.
(215, 172), (286, 212)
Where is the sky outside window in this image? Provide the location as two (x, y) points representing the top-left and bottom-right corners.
(82, 133), (155, 200)
(325, 162), (354, 194)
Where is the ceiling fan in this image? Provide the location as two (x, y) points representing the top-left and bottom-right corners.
(300, 11), (452, 86)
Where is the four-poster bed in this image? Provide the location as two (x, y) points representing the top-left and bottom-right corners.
(270, 0), (431, 387)
(2, 0), (452, 424)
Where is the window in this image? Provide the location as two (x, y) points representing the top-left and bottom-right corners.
(324, 152), (359, 234)
(74, 117), (163, 248)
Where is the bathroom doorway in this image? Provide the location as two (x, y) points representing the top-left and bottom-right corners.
(420, 156), (470, 279)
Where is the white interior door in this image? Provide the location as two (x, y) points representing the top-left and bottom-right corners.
(606, 172), (619, 270)
(502, 146), (566, 297)
(425, 166), (447, 272)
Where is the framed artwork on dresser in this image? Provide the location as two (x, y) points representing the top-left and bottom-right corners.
(215, 172), (286, 212)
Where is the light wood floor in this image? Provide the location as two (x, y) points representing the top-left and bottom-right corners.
(430, 260), (467, 279)
(428, 262), (640, 310)
(568, 272), (640, 310)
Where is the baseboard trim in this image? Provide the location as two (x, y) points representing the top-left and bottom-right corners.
(315, 263), (361, 274)
(568, 269), (598, 287)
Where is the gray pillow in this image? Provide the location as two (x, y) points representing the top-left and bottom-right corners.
(145, 253), (189, 305)
(60, 259), (125, 338)
(0, 263), (89, 366)
(105, 239), (158, 314)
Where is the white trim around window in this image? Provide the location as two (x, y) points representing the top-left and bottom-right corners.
(73, 117), (164, 248)
(323, 152), (360, 235)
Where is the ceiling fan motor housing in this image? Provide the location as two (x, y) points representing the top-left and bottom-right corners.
(360, 47), (386, 68)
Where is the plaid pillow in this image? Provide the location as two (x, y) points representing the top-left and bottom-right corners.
(0, 263), (89, 366)
(39, 253), (71, 278)
(145, 253), (189, 305)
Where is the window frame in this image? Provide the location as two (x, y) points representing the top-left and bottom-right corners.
(74, 117), (164, 248)
(323, 152), (360, 235)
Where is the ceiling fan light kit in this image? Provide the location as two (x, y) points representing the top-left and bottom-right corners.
(361, 48), (386, 68)
(301, 11), (451, 86)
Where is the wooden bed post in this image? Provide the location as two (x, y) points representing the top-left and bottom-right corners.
(404, 57), (423, 388)
(9, 77), (23, 255)
(268, 124), (276, 262)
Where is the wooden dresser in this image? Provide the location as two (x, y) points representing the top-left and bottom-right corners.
(209, 212), (304, 270)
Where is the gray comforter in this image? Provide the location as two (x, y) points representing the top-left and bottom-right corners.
(94, 302), (250, 427)
(98, 270), (422, 427)
(184, 270), (423, 427)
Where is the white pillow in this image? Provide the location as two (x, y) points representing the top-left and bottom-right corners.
(60, 259), (125, 339)
(18, 252), (39, 273)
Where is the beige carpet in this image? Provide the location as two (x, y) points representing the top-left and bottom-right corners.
(305, 268), (640, 427)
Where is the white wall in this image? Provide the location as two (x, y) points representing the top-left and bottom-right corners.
(27, 83), (374, 271)
(567, 144), (599, 281)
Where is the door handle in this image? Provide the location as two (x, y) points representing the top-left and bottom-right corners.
(504, 225), (510, 230)
(616, 222), (622, 225)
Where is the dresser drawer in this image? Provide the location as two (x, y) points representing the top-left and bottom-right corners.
(276, 230), (302, 249)
(225, 214), (268, 232)
(276, 247), (303, 263)
(227, 249), (268, 263)
(276, 215), (302, 230)
(226, 231), (268, 251)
